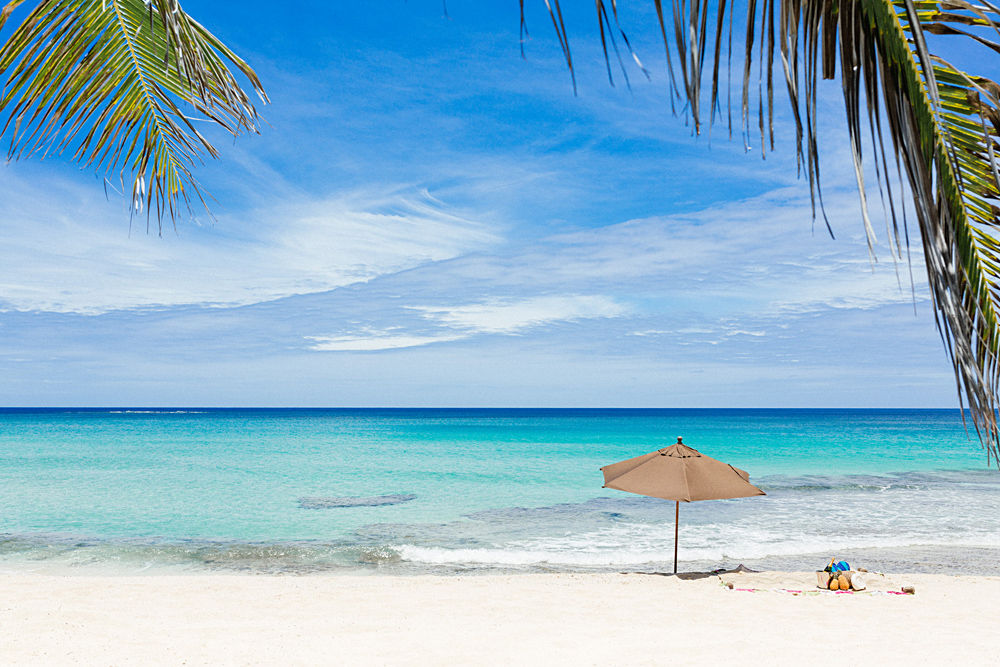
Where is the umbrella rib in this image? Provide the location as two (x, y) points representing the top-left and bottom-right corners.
(682, 459), (691, 502)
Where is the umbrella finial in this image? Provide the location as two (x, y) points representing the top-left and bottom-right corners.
(677, 436), (683, 444)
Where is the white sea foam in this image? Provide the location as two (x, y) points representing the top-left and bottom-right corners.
(397, 518), (1000, 567)
(106, 410), (207, 414)
(398, 545), (663, 566)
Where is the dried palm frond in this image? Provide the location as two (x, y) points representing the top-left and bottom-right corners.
(0, 0), (267, 230)
(525, 0), (1000, 461)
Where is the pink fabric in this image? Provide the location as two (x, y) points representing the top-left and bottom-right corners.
(726, 586), (911, 595)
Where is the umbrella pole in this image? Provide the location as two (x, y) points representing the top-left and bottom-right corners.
(674, 501), (679, 574)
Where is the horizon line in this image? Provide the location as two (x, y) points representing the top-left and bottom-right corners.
(0, 406), (969, 411)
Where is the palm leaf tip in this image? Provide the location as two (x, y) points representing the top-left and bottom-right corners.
(0, 0), (268, 230)
(0, 0), (26, 32)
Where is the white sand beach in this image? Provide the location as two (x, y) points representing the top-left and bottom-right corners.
(2, 571), (997, 665)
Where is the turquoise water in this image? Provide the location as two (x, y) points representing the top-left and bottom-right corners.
(1, 409), (998, 574)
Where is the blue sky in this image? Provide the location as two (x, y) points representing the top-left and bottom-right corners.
(0, 1), (980, 406)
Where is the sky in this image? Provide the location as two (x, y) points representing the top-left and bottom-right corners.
(0, 0), (987, 407)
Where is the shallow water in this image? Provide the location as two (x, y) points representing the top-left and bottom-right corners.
(1, 408), (997, 575)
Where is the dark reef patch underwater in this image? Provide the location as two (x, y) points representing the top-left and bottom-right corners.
(298, 494), (418, 509)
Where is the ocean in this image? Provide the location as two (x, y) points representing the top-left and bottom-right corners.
(1, 408), (998, 575)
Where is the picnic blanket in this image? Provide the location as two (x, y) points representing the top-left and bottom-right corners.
(717, 570), (913, 595)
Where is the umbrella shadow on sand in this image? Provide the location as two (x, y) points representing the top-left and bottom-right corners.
(625, 564), (760, 580)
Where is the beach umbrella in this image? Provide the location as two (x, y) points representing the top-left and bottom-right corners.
(600, 437), (765, 573)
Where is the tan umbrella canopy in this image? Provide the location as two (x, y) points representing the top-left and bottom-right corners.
(601, 437), (765, 573)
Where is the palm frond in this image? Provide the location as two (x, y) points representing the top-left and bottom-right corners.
(874, 0), (1000, 460)
(0, 0), (267, 230)
(524, 0), (1000, 460)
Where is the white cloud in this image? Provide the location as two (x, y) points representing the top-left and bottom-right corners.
(0, 175), (499, 314)
(411, 295), (629, 334)
(306, 331), (464, 351)
(480, 186), (928, 319)
(306, 295), (629, 351)
(291, 186), (927, 356)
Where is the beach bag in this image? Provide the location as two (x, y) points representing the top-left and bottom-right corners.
(816, 568), (863, 590)
(817, 559), (856, 589)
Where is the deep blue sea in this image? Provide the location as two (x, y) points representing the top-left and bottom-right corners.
(1, 408), (998, 575)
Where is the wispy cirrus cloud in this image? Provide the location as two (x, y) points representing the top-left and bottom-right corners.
(0, 174), (498, 314)
(307, 295), (629, 351)
(411, 295), (629, 334)
(307, 330), (466, 351)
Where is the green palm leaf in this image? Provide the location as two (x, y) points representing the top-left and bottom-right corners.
(528, 0), (1000, 460)
(0, 0), (267, 229)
